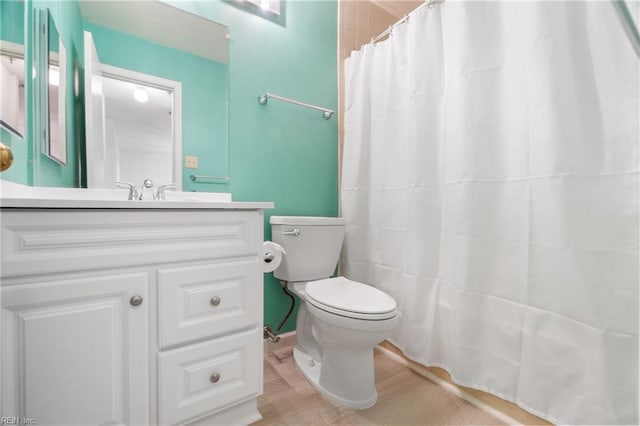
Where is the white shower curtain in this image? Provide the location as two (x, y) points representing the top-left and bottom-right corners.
(341, 2), (639, 424)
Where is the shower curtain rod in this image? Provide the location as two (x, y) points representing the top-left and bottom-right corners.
(371, 0), (445, 44)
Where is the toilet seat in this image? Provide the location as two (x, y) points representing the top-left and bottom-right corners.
(305, 277), (397, 320)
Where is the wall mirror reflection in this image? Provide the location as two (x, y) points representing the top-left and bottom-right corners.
(79, 0), (230, 192)
(0, 0), (26, 139)
(32, 8), (68, 165)
(46, 12), (67, 164)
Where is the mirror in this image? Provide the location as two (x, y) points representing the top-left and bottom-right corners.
(33, 8), (68, 165)
(46, 11), (67, 164)
(0, 0), (26, 139)
(79, 0), (230, 192)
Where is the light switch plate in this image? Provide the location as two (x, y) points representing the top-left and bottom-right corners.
(185, 156), (199, 169)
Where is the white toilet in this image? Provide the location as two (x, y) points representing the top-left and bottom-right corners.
(270, 216), (398, 409)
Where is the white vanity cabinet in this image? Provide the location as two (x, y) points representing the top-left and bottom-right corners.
(0, 204), (270, 425)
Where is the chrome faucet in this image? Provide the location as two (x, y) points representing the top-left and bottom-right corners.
(115, 181), (139, 201)
(115, 179), (176, 201)
(155, 183), (176, 201)
(139, 178), (155, 201)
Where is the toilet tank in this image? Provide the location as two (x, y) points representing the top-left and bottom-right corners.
(270, 216), (346, 282)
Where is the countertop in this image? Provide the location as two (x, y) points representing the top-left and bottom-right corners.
(0, 198), (274, 209)
(0, 181), (274, 210)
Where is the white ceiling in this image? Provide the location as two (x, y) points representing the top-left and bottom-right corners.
(79, 0), (229, 64)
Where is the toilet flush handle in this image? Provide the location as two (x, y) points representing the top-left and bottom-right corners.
(282, 228), (300, 236)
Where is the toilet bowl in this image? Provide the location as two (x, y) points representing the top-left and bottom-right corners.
(270, 216), (398, 409)
(291, 277), (397, 408)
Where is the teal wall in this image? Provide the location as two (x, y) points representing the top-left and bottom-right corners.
(0, 0), (83, 187)
(84, 23), (229, 192)
(232, 1), (338, 333)
(167, 0), (339, 333)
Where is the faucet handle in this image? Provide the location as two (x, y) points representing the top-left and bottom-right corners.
(115, 181), (139, 201)
(138, 178), (156, 201)
(156, 183), (177, 201)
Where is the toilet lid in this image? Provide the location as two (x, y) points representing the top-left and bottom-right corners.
(305, 277), (397, 320)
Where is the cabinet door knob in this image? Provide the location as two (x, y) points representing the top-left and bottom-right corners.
(130, 295), (143, 307)
(210, 296), (221, 306)
(210, 372), (221, 383)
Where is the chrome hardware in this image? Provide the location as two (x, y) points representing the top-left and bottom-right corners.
(190, 174), (230, 183)
(139, 178), (154, 200)
(257, 92), (334, 120)
(210, 296), (221, 306)
(155, 183), (176, 201)
(210, 372), (221, 383)
(115, 181), (139, 201)
(130, 295), (143, 307)
(282, 228), (300, 236)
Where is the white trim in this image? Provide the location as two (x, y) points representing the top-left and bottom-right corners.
(374, 344), (523, 426)
(0, 40), (25, 57)
(99, 63), (183, 191)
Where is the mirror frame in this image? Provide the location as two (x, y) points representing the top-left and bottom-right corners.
(33, 8), (67, 166)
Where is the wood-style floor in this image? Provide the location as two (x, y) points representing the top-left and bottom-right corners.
(256, 346), (505, 425)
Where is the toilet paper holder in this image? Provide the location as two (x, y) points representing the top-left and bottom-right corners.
(262, 241), (286, 273)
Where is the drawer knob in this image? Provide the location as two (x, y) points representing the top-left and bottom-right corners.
(210, 372), (221, 383)
(130, 295), (143, 307)
(210, 296), (221, 306)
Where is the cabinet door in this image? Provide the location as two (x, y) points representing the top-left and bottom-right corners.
(1, 272), (149, 425)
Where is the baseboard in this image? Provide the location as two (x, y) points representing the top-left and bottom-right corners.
(375, 341), (551, 426)
(263, 330), (297, 354)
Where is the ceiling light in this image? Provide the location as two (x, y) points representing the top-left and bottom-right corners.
(133, 88), (149, 103)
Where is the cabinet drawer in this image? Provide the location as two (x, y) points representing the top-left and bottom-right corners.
(158, 260), (261, 348)
(158, 329), (261, 425)
(1, 209), (260, 277)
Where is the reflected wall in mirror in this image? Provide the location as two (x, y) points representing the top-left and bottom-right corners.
(0, 0), (26, 139)
(79, 0), (229, 192)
